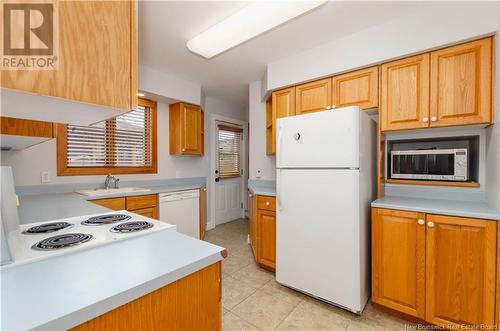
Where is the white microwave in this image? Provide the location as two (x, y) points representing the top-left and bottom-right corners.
(390, 148), (468, 181)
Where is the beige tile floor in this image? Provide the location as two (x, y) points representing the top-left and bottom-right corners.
(205, 218), (415, 331)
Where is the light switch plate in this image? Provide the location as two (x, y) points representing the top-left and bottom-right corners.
(40, 171), (51, 183)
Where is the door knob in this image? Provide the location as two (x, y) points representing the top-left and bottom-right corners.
(427, 221), (434, 228)
(265, 202), (270, 206)
(331, 105), (336, 109)
(422, 117), (429, 123)
(431, 116), (437, 122)
(325, 105), (331, 110)
(417, 219), (425, 225)
(182, 148), (186, 152)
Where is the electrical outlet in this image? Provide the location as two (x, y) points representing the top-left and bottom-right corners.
(256, 169), (262, 179)
(40, 171), (51, 183)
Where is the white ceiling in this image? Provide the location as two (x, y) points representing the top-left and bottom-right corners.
(138, 1), (427, 107)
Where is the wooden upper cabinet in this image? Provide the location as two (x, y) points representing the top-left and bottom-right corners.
(425, 214), (497, 329)
(169, 102), (204, 156)
(295, 78), (332, 115)
(0, 117), (54, 138)
(430, 38), (492, 127)
(372, 208), (426, 319)
(332, 66), (379, 110)
(1, 1), (137, 112)
(381, 54), (430, 132)
(273, 87), (296, 119)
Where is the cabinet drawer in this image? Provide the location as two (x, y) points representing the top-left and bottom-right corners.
(129, 207), (158, 220)
(257, 196), (276, 211)
(126, 194), (157, 210)
(91, 197), (126, 211)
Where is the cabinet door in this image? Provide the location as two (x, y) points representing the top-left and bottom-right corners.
(91, 197), (126, 211)
(425, 214), (497, 328)
(1, 1), (136, 111)
(248, 192), (255, 253)
(430, 38), (492, 127)
(199, 187), (207, 240)
(257, 209), (276, 271)
(381, 54), (430, 131)
(372, 208), (426, 318)
(181, 104), (203, 155)
(266, 98), (274, 155)
(332, 66), (379, 110)
(295, 78), (332, 115)
(130, 207), (157, 220)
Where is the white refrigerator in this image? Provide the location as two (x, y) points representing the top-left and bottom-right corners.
(275, 106), (376, 314)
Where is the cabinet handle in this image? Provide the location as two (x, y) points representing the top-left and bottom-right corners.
(427, 221), (434, 228)
(202, 188), (207, 192)
(325, 105), (331, 110)
(182, 148), (186, 152)
(265, 202), (270, 206)
(431, 116), (437, 122)
(422, 117), (429, 123)
(417, 219), (425, 225)
(331, 105), (336, 109)
(249, 193), (253, 197)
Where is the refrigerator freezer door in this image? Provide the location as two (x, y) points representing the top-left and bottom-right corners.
(276, 168), (364, 312)
(276, 106), (360, 169)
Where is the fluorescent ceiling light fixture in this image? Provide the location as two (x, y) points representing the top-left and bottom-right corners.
(187, 1), (326, 59)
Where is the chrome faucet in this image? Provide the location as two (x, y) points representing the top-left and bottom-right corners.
(104, 174), (119, 189)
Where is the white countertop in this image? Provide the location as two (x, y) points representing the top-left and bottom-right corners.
(1, 230), (225, 331)
(372, 196), (500, 220)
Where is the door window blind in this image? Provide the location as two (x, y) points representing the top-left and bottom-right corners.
(218, 125), (242, 179)
(66, 106), (152, 168)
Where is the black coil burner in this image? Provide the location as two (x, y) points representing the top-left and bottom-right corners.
(110, 221), (153, 233)
(81, 214), (130, 226)
(32, 233), (93, 251)
(23, 222), (73, 234)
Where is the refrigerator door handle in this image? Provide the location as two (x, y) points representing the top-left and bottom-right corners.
(277, 122), (283, 168)
(276, 170), (283, 212)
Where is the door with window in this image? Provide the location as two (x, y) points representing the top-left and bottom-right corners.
(214, 123), (244, 225)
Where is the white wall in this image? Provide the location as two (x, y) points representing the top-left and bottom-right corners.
(265, 2), (498, 94)
(139, 65), (202, 105)
(203, 96), (248, 122)
(1, 102), (209, 186)
(249, 80), (275, 180)
(485, 3), (500, 211)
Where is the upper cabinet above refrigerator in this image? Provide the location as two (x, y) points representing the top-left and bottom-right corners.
(1, 1), (138, 125)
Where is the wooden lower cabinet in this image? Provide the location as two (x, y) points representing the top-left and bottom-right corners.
(71, 262), (222, 331)
(257, 209), (276, 271)
(372, 208), (426, 318)
(200, 186), (207, 240)
(372, 208), (499, 329)
(249, 194), (276, 271)
(91, 194), (158, 220)
(425, 214), (497, 329)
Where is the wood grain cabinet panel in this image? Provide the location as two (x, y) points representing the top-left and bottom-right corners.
(257, 195), (276, 211)
(169, 102), (204, 156)
(199, 186), (207, 240)
(429, 38), (492, 127)
(267, 88), (295, 155)
(129, 206), (157, 219)
(381, 54), (430, 132)
(0, 117), (54, 138)
(71, 262), (221, 331)
(332, 66), (379, 110)
(91, 197), (126, 211)
(257, 209), (276, 271)
(126, 194), (157, 210)
(425, 214), (497, 329)
(295, 78), (332, 115)
(1, 1), (137, 112)
(248, 191), (258, 258)
(372, 208), (426, 318)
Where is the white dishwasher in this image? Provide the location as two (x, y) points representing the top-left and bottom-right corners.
(159, 190), (200, 239)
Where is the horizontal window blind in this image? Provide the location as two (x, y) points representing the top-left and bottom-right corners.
(66, 106), (152, 168)
(218, 125), (242, 179)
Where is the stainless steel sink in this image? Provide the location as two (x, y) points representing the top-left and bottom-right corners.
(76, 187), (151, 197)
